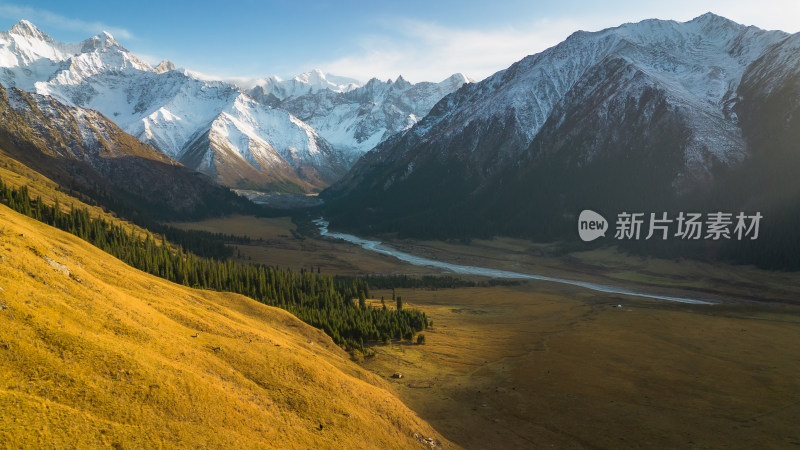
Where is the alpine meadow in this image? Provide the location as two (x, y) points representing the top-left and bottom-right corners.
(1, 4), (800, 449)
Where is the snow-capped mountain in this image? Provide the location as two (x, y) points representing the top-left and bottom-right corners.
(273, 73), (472, 162)
(323, 13), (799, 240)
(392, 13), (785, 180)
(0, 84), (250, 219)
(0, 21), (348, 191)
(0, 20), (150, 91)
(0, 21), (466, 191)
(247, 69), (361, 101)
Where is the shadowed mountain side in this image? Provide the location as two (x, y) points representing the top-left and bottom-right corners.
(0, 85), (255, 220)
(322, 15), (800, 269)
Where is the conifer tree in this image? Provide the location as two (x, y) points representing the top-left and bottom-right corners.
(0, 182), (431, 352)
(358, 291), (366, 309)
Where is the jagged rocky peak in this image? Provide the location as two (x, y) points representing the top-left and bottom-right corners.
(80, 31), (123, 52)
(690, 11), (739, 27)
(259, 70), (361, 97)
(394, 75), (412, 88)
(155, 60), (176, 73)
(438, 73), (473, 90)
(0, 19), (465, 191)
(8, 19), (52, 41)
(445, 72), (472, 83)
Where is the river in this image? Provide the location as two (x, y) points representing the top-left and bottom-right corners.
(314, 218), (715, 305)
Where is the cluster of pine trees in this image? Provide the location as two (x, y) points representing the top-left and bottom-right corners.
(148, 222), (250, 260)
(0, 179), (428, 351)
(364, 274), (521, 290)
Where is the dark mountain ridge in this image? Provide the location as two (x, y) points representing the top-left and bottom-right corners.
(322, 14), (800, 268)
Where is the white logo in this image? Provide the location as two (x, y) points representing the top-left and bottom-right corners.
(578, 209), (608, 242)
(578, 210), (762, 242)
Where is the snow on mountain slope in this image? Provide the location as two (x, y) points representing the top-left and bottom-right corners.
(0, 20), (468, 190)
(0, 20), (80, 91)
(0, 20), (151, 91)
(0, 20), (72, 65)
(397, 13), (786, 169)
(0, 84), (251, 219)
(248, 69), (361, 100)
(272, 73), (472, 160)
(198, 94), (346, 185)
(324, 13), (796, 239)
(38, 68), (241, 159)
(0, 21), (346, 191)
(739, 32), (800, 96)
(2, 83), (171, 165)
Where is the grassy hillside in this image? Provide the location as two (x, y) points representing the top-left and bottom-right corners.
(0, 204), (449, 448)
(0, 148), (156, 238)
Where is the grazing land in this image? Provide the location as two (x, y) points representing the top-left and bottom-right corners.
(0, 206), (450, 449)
(171, 214), (800, 448)
(364, 286), (800, 448)
(173, 215), (800, 305)
(171, 215), (436, 276)
(385, 237), (800, 305)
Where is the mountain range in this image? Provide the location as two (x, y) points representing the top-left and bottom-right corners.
(0, 20), (468, 192)
(0, 82), (252, 221)
(322, 13), (800, 268)
(267, 72), (472, 165)
(1, 14), (798, 268)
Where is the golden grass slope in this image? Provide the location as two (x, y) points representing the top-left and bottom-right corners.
(0, 204), (450, 449)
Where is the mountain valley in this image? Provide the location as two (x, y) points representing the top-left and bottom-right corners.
(1, 10), (800, 449)
(323, 14), (800, 270)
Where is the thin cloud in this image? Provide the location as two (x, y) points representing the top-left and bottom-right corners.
(317, 18), (583, 83)
(314, 4), (800, 84)
(0, 3), (134, 40)
(133, 52), (162, 66)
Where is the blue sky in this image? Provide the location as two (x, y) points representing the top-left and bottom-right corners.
(1, 1), (798, 83)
